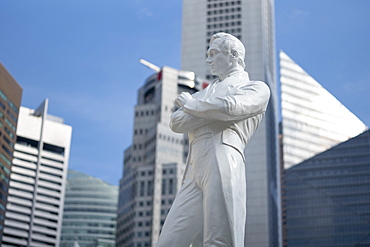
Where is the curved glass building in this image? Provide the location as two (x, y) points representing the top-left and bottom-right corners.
(60, 170), (118, 247)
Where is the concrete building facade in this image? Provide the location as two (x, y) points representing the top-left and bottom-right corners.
(1, 100), (72, 247)
(116, 66), (206, 247)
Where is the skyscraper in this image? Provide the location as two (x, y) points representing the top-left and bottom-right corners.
(182, 1), (280, 246)
(283, 130), (370, 246)
(116, 66), (205, 247)
(0, 63), (22, 239)
(2, 99), (72, 247)
(280, 51), (367, 169)
(60, 169), (118, 247)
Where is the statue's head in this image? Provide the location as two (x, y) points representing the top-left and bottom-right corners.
(206, 32), (245, 77)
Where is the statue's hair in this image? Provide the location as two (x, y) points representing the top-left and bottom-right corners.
(210, 32), (246, 69)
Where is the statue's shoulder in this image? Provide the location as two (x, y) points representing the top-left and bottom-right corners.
(238, 79), (270, 96)
(229, 72), (268, 93)
(249, 80), (271, 98)
(237, 75), (266, 88)
(249, 80), (268, 87)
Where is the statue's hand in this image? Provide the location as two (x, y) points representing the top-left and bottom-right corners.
(176, 92), (192, 107)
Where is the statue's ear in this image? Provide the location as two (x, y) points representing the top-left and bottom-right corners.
(230, 50), (239, 63)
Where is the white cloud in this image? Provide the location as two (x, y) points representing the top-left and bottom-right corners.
(292, 9), (309, 18)
(137, 8), (153, 19)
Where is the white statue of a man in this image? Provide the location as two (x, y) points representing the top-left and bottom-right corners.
(157, 32), (270, 247)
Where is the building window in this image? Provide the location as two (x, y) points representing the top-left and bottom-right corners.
(2, 145), (12, 157)
(5, 118), (15, 132)
(162, 179), (166, 195)
(0, 153), (11, 166)
(6, 110), (17, 123)
(169, 179), (174, 194)
(140, 181), (145, 196)
(0, 90), (7, 102)
(7, 101), (18, 114)
(147, 181), (152, 196)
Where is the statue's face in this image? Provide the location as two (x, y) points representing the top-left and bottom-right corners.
(206, 39), (234, 77)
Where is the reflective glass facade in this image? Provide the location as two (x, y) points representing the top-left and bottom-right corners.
(284, 130), (370, 247)
(60, 169), (118, 247)
(280, 51), (367, 169)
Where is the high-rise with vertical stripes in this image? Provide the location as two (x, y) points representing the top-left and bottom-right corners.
(2, 99), (72, 247)
(181, 0), (280, 246)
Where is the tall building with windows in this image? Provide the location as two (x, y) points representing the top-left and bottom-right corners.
(2, 99), (72, 247)
(60, 169), (118, 247)
(116, 66), (206, 247)
(182, 1), (280, 246)
(283, 130), (370, 246)
(0, 63), (22, 240)
(280, 51), (367, 169)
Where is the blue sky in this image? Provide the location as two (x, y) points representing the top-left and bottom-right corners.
(1, 1), (369, 185)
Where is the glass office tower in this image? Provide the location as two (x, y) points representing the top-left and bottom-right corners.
(283, 130), (370, 246)
(60, 169), (118, 247)
(182, 0), (280, 246)
(280, 51), (367, 169)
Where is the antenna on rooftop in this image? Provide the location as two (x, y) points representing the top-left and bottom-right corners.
(139, 59), (161, 72)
